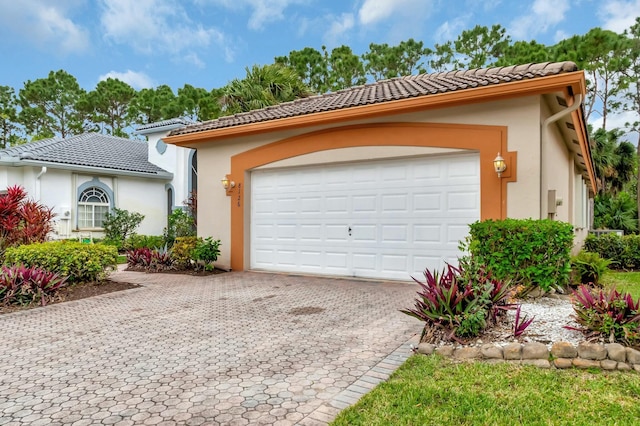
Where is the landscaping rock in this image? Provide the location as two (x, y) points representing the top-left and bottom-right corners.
(522, 343), (548, 360)
(634, 365), (640, 372)
(503, 343), (522, 360)
(417, 343), (435, 355)
(527, 287), (546, 298)
(553, 358), (573, 369)
(454, 347), (481, 360)
(435, 346), (454, 357)
(522, 359), (551, 369)
(600, 360), (617, 370)
(480, 344), (503, 359)
(572, 358), (601, 369)
(551, 342), (577, 358)
(577, 342), (606, 360)
(617, 362), (632, 371)
(482, 359), (504, 364)
(626, 347), (640, 365)
(605, 343), (626, 362)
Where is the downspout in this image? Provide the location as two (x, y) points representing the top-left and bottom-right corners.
(35, 166), (47, 201)
(540, 93), (583, 219)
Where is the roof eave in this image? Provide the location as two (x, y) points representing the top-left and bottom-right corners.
(164, 71), (587, 147)
(6, 159), (174, 180)
(135, 123), (190, 135)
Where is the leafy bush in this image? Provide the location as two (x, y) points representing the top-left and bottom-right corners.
(567, 285), (640, 346)
(584, 233), (626, 268)
(571, 251), (611, 286)
(584, 233), (640, 270)
(171, 236), (199, 269)
(4, 241), (117, 283)
(103, 208), (145, 250)
(126, 246), (173, 271)
(0, 185), (54, 257)
(124, 234), (165, 251)
(401, 259), (514, 342)
(193, 237), (221, 270)
(465, 219), (574, 292)
(0, 264), (68, 306)
(163, 209), (195, 246)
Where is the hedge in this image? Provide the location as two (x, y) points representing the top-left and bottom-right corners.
(4, 241), (118, 283)
(465, 219), (574, 291)
(584, 233), (640, 269)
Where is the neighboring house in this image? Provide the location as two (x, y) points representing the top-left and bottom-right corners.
(164, 61), (595, 281)
(0, 118), (197, 239)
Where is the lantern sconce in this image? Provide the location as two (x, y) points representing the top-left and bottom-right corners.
(221, 175), (235, 195)
(493, 152), (507, 178)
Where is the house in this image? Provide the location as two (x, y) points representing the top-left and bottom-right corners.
(164, 61), (595, 281)
(0, 118), (197, 239)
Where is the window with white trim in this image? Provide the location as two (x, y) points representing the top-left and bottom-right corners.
(78, 187), (110, 228)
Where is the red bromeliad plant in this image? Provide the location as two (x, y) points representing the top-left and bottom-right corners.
(566, 285), (640, 346)
(513, 305), (535, 338)
(401, 260), (515, 343)
(0, 185), (54, 255)
(126, 246), (173, 271)
(0, 264), (67, 306)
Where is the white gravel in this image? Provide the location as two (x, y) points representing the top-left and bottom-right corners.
(506, 296), (584, 346)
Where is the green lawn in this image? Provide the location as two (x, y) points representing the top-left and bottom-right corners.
(331, 355), (640, 426)
(602, 271), (640, 299)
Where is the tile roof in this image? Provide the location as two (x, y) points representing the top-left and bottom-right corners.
(135, 118), (197, 133)
(0, 133), (170, 176)
(170, 62), (579, 137)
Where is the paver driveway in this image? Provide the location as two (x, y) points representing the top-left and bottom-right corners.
(0, 271), (419, 425)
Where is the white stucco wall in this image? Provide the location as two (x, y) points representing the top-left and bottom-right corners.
(145, 130), (195, 209)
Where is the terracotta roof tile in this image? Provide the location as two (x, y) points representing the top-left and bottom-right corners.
(170, 62), (578, 137)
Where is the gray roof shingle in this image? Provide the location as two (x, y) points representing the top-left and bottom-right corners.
(0, 133), (170, 176)
(135, 118), (196, 133)
(169, 62), (579, 137)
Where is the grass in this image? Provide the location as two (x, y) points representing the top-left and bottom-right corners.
(116, 254), (127, 264)
(331, 355), (640, 426)
(602, 271), (640, 299)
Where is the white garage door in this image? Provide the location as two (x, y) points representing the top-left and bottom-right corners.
(250, 153), (480, 281)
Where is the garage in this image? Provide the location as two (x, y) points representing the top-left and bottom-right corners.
(250, 152), (480, 281)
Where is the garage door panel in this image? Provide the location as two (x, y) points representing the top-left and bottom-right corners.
(251, 153), (480, 280)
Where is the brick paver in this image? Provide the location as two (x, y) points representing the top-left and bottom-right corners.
(0, 270), (419, 425)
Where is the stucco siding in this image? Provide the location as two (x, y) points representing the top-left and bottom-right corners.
(116, 177), (168, 236)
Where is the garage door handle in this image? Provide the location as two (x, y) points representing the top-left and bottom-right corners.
(348, 226), (352, 236)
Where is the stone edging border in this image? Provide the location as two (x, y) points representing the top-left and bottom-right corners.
(417, 341), (640, 371)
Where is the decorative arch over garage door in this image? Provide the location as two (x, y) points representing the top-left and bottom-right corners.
(228, 122), (517, 272)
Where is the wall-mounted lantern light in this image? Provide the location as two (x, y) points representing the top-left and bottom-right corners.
(221, 177), (235, 190)
(493, 152), (507, 178)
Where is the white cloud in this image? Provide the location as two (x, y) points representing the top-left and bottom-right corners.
(99, 0), (230, 64)
(202, 0), (307, 30)
(509, 0), (570, 40)
(0, 0), (89, 54)
(434, 15), (471, 43)
(323, 13), (355, 47)
(599, 0), (640, 33)
(590, 110), (639, 142)
(98, 70), (155, 89)
(358, 0), (431, 26)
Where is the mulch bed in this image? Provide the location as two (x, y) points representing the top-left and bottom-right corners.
(0, 267), (228, 315)
(124, 266), (227, 276)
(0, 279), (140, 316)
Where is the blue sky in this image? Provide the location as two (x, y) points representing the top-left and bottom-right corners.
(0, 0), (638, 95)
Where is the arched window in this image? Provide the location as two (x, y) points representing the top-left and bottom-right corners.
(78, 186), (110, 229)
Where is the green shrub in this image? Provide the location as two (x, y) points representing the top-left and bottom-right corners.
(163, 209), (195, 246)
(171, 236), (200, 269)
(193, 237), (221, 270)
(584, 233), (626, 268)
(4, 241), (118, 283)
(571, 251), (611, 286)
(401, 257), (513, 342)
(103, 208), (145, 250)
(124, 234), (166, 251)
(465, 219), (574, 292)
(584, 233), (640, 270)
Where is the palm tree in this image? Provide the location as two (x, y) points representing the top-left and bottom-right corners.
(220, 64), (313, 115)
